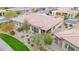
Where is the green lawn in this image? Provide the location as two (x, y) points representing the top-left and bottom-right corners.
(0, 33), (30, 51)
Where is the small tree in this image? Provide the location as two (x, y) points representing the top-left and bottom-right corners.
(16, 27), (23, 32)
(4, 10), (18, 18)
(75, 12), (79, 18)
(30, 33), (45, 50)
(64, 15), (69, 20)
(64, 23), (68, 28)
(30, 33), (42, 45)
(32, 8), (38, 13)
(16, 11), (21, 15)
(4, 7), (9, 9)
(10, 30), (15, 35)
(21, 20), (30, 32)
(44, 33), (53, 45)
(0, 7), (9, 9)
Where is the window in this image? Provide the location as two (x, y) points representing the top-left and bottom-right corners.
(56, 13), (61, 15)
(64, 43), (68, 49)
(41, 30), (45, 34)
(62, 13), (67, 16)
(76, 48), (79, 51)
(33, 27), (39, 33)
(68, 45), (75, 51)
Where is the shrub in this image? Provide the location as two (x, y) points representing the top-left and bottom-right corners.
(10, 31), (15, 35)
(16, 11), (21, 15)
(38, 45), (45, 51)
(17, 27), (23, 32)
(64, 15), (69, 20)
(64, 23), (68, 28)
(21, 20), (30, 32)
(32, 8), (38, 13)
(44, 33), (53, 45)
(75, 12), (79, 18)
(1, 22), (14, 32)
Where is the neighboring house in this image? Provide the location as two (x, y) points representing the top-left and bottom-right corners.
(37, 8), (49, 15)
(48, 7), (58, 11)
(52, 7), (78, 18)
(64, 19), (78, 28)
(54, 28), (79, 51)
(7, 7), (32, 14)
(12, 13), (64, 34)
(37, 7), (57, 15)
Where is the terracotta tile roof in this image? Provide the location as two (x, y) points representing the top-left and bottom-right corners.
(25, 13), (63, 31)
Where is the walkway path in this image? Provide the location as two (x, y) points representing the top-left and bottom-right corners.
(50, 43), (64, 51)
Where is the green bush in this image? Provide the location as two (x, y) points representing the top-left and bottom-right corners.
(64, 15), (69, 20)
(10, 31), (15, 35)
(75, 12), (79, 18)
(64, 23), (68, 28)
(30, 33), (42, 44)
(32, 8), (38, 13)
(16, 11), (21, 15)
(17, 27), (23, 32)
(44, 33), (53, 45)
